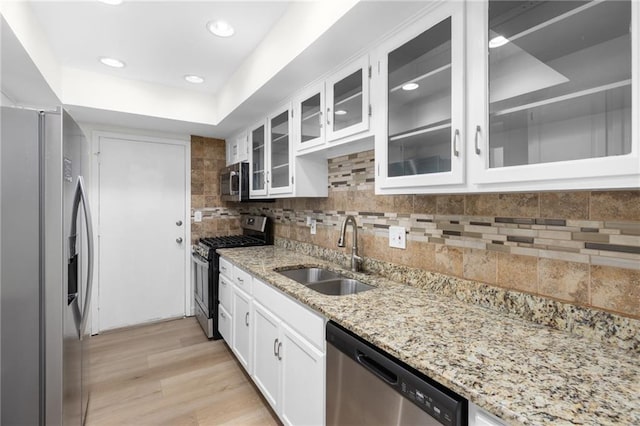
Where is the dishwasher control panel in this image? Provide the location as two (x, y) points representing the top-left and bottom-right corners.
(401, 380), (456, 425)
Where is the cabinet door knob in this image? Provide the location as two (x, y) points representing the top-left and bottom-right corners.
(326, 107), (331, 126)
(245, 312), (249, 327)
(176, 237), (183, 244)
(277, 342), (283, 360)
(274, 338), (279, 357)
(176, 220), (183, 226)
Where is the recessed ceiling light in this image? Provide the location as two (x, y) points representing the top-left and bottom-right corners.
(99, 0), (123, 5)
(184, 75), (204, 84)
(207, 20), (235, 38)
(99, 57), (125, 68)
(401, 83), (419, 91)
(489, 35), (509, 48)
(334, 110), (348, 116)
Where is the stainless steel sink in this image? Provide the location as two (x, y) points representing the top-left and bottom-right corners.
(278, 267), (342, 283)
(306, 279), (375, 296)
(277, 267), (374, 296)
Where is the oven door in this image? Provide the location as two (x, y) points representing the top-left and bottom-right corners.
(192, 252), (213, 337)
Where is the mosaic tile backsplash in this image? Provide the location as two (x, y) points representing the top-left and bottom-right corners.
(240, 150), (640, 321)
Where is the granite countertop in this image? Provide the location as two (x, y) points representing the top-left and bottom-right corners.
(217, 246), (640, 426)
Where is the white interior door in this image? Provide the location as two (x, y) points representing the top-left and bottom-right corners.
(97, 135), (187, 331)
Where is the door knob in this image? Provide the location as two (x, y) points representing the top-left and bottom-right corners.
(176, 237), (183, 244)
(176, 220), (183, 226)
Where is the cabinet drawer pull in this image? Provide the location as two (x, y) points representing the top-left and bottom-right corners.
(237, 277), (244, 283)
(277, 342), (283, 360)
(326, 107), (331, 126)
(274, 338), (279, 357)
(319, 110), (323, 128)
(474, 125), (481, 155)
(245, 312), (249, 327)
(453, 129), (460, 157)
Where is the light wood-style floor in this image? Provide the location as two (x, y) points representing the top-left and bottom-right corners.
(87, 317), (281, 425)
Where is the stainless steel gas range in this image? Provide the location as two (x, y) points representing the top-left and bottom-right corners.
(191, 215), (272, 338)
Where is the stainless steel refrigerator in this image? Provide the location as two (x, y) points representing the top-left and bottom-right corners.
(1, 106), (94, 425)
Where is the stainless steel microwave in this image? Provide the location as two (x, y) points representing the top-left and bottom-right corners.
(220, 162), (249, 202)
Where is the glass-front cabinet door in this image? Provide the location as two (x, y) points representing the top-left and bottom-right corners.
(268, 104), (293, 195)
(325, 55), (370, 142)
(249, 121), (267, 197)
(468, 0), (639, 188)
(375, 2), (465, 191)
(295, 82), (325, 152)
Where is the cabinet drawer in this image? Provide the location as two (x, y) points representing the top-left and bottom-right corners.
(253, 278), (324, 350)
(234, 266), (253, 294)
(218, 305), (232, 344)
(219, 274), (233, 312)
(219, 257), (233, 279)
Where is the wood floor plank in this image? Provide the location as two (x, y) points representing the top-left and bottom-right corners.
(86, 317), (281, 426)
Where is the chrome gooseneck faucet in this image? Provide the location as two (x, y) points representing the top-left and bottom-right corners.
(338, 215), (363, 272)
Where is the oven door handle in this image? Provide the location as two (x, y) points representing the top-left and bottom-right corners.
(191, 253), (209, 268)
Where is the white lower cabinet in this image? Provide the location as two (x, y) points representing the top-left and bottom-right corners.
(220, 258), (326, 426)
(218, 304), (232, 343)
(232, 286), (252, 374)
(468, 402), (506, 426)
(253, 301), (281, 410)
(280, 323), (324, 426)
(252, 301), (325, 426)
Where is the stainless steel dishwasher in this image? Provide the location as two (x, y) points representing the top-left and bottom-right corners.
(326, 321), (467, 426)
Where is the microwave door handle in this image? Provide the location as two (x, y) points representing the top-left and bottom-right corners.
(70, 176), (95, 339)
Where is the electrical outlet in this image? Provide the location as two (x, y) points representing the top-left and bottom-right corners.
(389, 226), (406, 249)
(194, 210), (202, 223)
(310, 219), (317, 235)
(306, 216), (313, 226)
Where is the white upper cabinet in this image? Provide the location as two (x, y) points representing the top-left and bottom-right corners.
(326, 54), (371, 142)
(250, 104), (328, 199)
(268, 104), (294, 195)
(294, 82), (326, 153)
(467, 0), (639, 191)
(226, 131), (248, 166)
(375, 2), (466, 193)
(293, 55), (372, 155)
(249, 120), (268, 198)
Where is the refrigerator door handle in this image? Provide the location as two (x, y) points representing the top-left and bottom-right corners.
(70, 176), (95, 338)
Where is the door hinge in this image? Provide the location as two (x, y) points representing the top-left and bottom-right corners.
(291, 176), (294, 185)
(368, 105), (372, 117)
(291, 110), (294, 119)
(368, 65), (372, 79)
(377, 61), (380, 75)
(377, 163), (380, 177)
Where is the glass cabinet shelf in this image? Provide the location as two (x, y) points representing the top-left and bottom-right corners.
(271, 133), (289, 144)
(389, 63), (451, 93)
(491, 80), (631, 117)
(390, 119), (451, 142)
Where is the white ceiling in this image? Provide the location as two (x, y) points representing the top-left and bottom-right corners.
(3, 1), (432, 139)
(29, 1), (290, 95)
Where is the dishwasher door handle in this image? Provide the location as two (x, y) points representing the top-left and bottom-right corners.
(356, 351), (398, 385)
